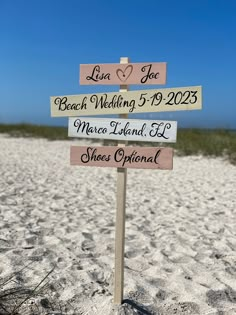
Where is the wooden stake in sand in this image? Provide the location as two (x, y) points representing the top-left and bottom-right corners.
(114, 57), (129, 304)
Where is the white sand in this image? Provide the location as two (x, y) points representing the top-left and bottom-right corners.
(0, 134), (236, 315)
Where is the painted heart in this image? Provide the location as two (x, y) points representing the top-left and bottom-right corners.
(116, 65), (133, 82)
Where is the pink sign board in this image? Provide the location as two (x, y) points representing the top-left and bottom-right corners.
(80, 62), (167, 85)
(70, 146), (173, 170)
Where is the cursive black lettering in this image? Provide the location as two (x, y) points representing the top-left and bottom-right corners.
(154, 149), (161, 164)
(81, 147), (94, 163)
(81, 147), (110, 163)
(86, 65), (111, 82)
(114, 148), (124, 163)
(109, 121), (120, 135)
(114, 148), (159, 167)
(90, 94), (108, 109)
(54, 97), (87, 111)
(149, 122), (170, 139)
(74, 119), (107, 135)
(90, 94), (136, 112)
(141, 64), (160, 84)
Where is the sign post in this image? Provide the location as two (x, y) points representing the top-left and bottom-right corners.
(114, 57), (129, 304)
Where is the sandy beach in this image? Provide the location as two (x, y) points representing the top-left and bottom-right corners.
(0, 134), (236, 315)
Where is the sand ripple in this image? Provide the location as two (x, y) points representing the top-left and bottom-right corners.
(0, 135), (236, 314)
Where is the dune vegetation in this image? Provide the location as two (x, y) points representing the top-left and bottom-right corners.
(0, 123), (235, 165)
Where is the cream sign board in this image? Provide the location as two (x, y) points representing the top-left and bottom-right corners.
(80, 62), (167, 85)
(51, 86), (202, 117)
(68, 117), (177, 143)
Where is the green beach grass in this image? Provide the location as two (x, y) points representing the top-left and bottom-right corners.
(0, 123), (235, 165)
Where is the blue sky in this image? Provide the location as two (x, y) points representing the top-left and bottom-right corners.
(0, 0), (235, 129)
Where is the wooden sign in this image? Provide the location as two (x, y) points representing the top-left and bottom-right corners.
(70, 146), (173, 170)
(68, 117), (177, 143)
(51, 86), (202, 117)
(80, 62), (167, 85)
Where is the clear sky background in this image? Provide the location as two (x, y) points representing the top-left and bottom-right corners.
(0, 0), (235, 129)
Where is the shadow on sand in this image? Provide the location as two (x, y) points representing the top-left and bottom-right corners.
(122, 299), (155, 315)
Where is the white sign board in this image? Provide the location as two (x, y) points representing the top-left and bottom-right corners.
(68, 117), (177, 143)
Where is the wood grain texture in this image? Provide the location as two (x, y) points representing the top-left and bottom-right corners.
(51, 86), (202, 117)
(68, 117), (177, 143)
(80, 62), (167, 85)
(114, 56), (129, 305)
(70, 146), (173, 170)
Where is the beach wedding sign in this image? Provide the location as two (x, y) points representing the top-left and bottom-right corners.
(50, 56), (202, 305)
(50, 86), (202, 117)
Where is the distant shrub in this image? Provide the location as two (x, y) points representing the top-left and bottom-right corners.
(0, 123), (68, 140)
(0, 124), (235, 165)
